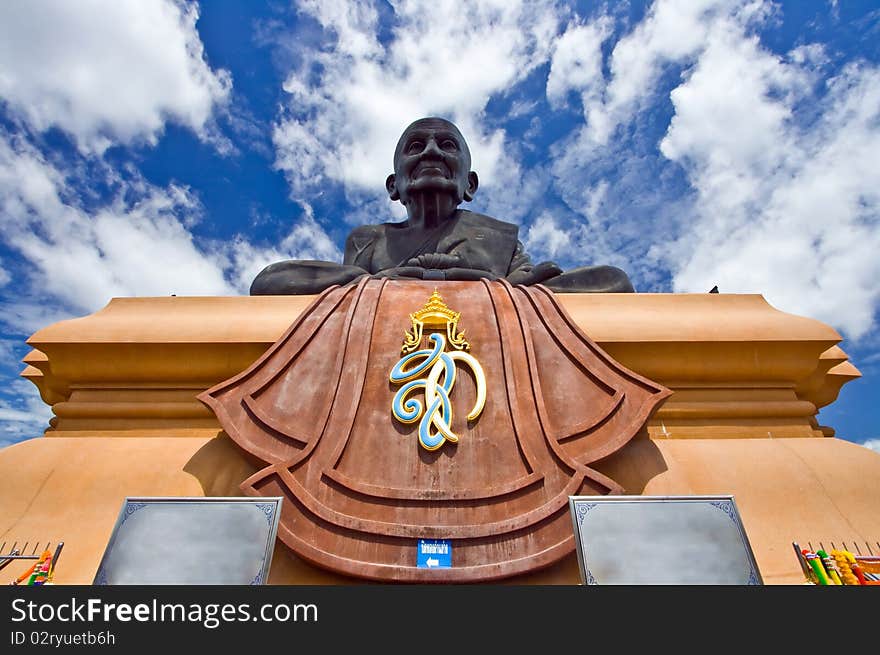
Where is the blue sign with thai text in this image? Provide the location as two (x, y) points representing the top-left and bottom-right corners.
(417, 539), (452, 569)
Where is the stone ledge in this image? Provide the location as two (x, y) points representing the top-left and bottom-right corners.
(21, 292), (859, 439)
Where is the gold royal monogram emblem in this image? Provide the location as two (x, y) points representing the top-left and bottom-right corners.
(389, 289), (487, 451)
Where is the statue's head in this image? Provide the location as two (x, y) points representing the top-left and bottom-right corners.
(386, 117), (479, 208)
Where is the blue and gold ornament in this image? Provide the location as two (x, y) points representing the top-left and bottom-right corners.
(390, 290), (486, 451)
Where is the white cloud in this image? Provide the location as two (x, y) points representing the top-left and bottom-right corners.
(272, 0), (564, 218)
(508, 99), (540, 119)
(861, 439), (880, 454)
(0, 258), (10, 287)
(522, 210), (632, 274)
(789, 43), (828, 67)
(0, 0), (231, 154)
(277, 210), (342, 262)
(545, 0), (779, 149)
(659, 24), (801, 196)
(547, 18), (610, 109)
(548, 118), (691, 291)
(0, 129), (341, 451)
(584, 0), (720, 144)
(522, 212), (572, 260)
(0, 406), (40, 426)
(661, 44), (880, 338)
(0, 301), (79, 337)
(0, 339), (18, 364)
(544, 4), (767, 289)
(0, 380), (53, 444)
(542, 0), (880, 337)
(224, 209), (343, 292)
(0, 133), (238, 320)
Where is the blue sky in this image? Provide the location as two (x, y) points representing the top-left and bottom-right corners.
(0, 0), (878, 450)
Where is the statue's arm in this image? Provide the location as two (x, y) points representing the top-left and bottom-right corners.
(540, 265), (636, 293)
(250, 260), (368, 295)
(504, 238), (637, 292)
(504, 241), (563, 285)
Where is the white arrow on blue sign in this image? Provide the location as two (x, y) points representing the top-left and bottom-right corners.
(417, 539), (452, 568)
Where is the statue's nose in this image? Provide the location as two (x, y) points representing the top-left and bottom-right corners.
(422, 137), (444, 157)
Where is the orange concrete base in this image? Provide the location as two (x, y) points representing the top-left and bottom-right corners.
(23, 294), (860, 441)
(1, 434), (877, 585)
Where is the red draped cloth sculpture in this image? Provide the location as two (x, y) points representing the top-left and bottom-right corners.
(199, 278), (670, 582)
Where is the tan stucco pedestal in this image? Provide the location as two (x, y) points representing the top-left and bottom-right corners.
(2, 293), (876, 584)
(1, 434), (877, 584)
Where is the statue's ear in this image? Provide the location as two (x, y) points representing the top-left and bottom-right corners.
(463, 171), (479, 202)
(386, 174), (399, 201)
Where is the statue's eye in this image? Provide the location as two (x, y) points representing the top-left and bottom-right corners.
(406, 140), (424, 154)
(440, 139), (458, 151)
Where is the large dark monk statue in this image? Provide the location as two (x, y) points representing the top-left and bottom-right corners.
(250, 117), (634, 294)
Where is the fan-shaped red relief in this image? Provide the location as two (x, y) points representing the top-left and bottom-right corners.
(199, 278), (670, 581)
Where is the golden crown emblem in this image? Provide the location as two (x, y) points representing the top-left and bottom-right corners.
(401, 288), (469, 354)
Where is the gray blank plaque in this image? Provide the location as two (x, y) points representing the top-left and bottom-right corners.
(569, 495), (762, 585)
(93, 497), (282, 585)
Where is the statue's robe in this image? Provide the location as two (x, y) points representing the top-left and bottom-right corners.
(200, 278), (669, 581)
(344, 209), (531, 277)
(252, 208), (635, 295)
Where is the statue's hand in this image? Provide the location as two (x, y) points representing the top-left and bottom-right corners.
(400, 252), (498, 280)
(505, 261), (564, 286)
(440, 268), (498, 281)
(370, 266), (426, 280)
(405, 253), (463, 269)
(371, 266), (498, 281)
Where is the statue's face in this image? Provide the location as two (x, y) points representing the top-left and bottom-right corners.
(388, 118), (478, 206)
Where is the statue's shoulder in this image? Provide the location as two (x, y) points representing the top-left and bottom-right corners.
(346, 223), (387, 243)
(456, 210), (519, 236)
